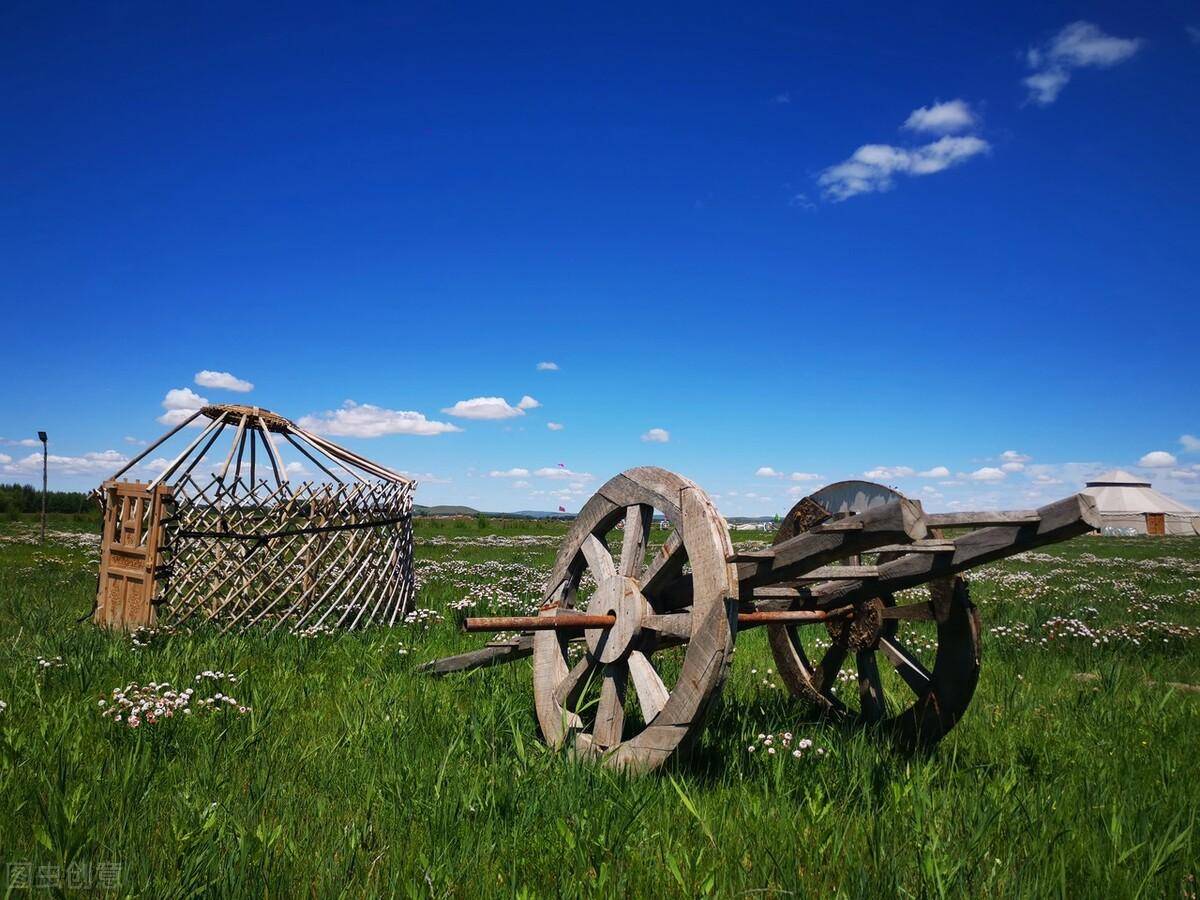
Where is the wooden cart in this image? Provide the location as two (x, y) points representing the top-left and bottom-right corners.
(424, 467), (1101, 771)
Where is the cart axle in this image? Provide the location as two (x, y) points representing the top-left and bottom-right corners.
(462, 606), (853, 634)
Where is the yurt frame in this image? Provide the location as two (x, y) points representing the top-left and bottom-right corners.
(94, 403), (416, 634)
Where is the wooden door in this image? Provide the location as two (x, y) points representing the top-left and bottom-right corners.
(94, 481), (171, 630)
(1145, 513), (1165, 536)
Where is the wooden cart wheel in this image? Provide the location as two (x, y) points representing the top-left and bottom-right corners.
(533, 467), (738, 772)
(766, 489), (982, 749)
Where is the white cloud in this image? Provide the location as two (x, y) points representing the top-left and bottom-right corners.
(488, 468), (530, 478)
(1170, 469), (1198, 480)
(918, 466), (950, 478)
(864, 466), (916, 480)
(1033, 474), (1063, 485)
(297, 400), (461, 437)
(2, 449), (127, 477)
(1001, 462), (1025, 473)
(1024, 22), (1143, 106)
(534, 466), (593, 481)
(819, 135), (990, 201)
(1139, 450), (1177, 468)
(789, 471), (820, 481)
(195, 370), (253, 392)
(0, 453), (10, 464)
(1180, 434), (1200, 453)
(536, 362), (559, 371)
(756, 466), (780, 478)
(1, 437), (42, 447)
(512, 479), (530, 488)
(123, 436), (147, 446)
(641, 428), (670, 443)
(969, 467), (1007, 482)
(1001, 450), (1031, 463)
(442, 397), (531, 420)
(903, 99), (976, 134)
(517, 395), (540, 410)
(546, 422), (564, 431)
(158, 387), (209, 426)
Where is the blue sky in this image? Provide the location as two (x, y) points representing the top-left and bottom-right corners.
(2, 2), (1198, 516)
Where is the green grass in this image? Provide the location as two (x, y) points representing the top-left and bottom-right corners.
(1, 518), (1197, 897)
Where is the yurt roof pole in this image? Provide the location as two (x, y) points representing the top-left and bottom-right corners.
(108, 408), (206, 482)
(281, 432), (344, 484)
(176, 418), (229, 482)
(291, 425), (411, 485)
(217, 414), (249, 482)
(147, 413), (228, 491)
(287, 427), (368, 484)
(258, 415), (289, 486)
(249, 426), (257, 487)
(232, 424), (249, 488)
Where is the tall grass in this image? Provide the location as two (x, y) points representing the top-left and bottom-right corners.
(0, 522), (1196, 896)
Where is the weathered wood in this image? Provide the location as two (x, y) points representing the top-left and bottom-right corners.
(627, 650), (669, 722)
(639, 529), (686, 598)
(419, 634), (535, 675)
(805, 493), (1101, 609)
(619, 504), (653, 578)
(532, 468), (736, 772)
(925, 510), (1040, 528)
(739, 497), (927, 591)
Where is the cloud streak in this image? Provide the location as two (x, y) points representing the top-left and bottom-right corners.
(1024, 21), (1142, 105)
(819, 135), (989, 201)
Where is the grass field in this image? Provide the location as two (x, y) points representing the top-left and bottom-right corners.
(1, 515), (1197, 897)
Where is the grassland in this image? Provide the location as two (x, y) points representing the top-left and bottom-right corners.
(0, 515), (1197, 897)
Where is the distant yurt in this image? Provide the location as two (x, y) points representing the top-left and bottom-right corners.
(94, 403), (416, 634)
(1081, 470), (1200, 536)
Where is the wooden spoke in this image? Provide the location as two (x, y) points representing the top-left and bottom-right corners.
(814, 639), (849, 697)
(553, 653), (600, 711)
(639, 530), (686, 596)
(627, 650), (669, 723)
(619, 504), (653, 578)
(856, 651), (885, 723)
(642, 612), (692, 642)
(593, 666), (628, 748)
(878, 636), (933, 696)
(580, 534), (617, 581)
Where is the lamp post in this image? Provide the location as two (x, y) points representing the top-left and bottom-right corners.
(38, 431), (47, 543)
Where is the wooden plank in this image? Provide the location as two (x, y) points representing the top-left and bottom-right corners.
(738, 497), (927, 591)
(870, 541), (956, 554)
(419, 635), (535, 676)
(925, 510), (1040, 528)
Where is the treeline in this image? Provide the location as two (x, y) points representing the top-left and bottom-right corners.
(0, 483), (95, 515)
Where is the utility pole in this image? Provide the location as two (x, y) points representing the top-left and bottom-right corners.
(38, 431), (48, 543)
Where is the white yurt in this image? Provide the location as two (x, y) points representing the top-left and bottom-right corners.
(1081, 470), (1200, 536)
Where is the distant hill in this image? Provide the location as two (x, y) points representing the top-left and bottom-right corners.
(412, 504), (483, 517)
